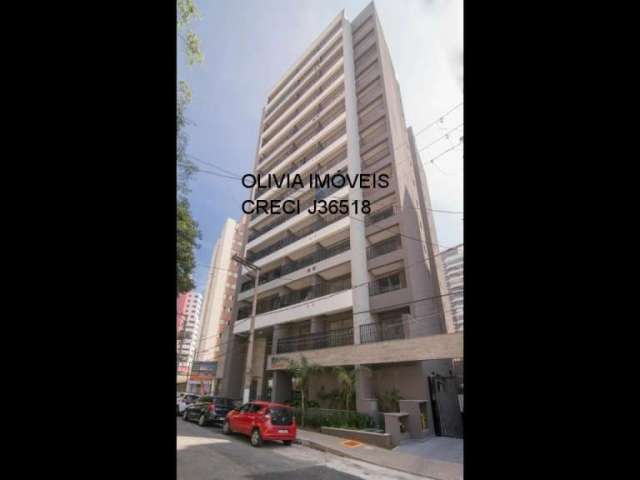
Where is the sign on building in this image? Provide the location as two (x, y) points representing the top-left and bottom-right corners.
(190, 361), (217, 381)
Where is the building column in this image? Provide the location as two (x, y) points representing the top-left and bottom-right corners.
(310, 317), (325, 333)
(355, 366), (378, 415)
(342, 18), (372, 346)
(272, 324), (288, 355)
(271, 371), (293, 403)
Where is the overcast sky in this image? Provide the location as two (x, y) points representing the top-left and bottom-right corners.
(178, 0), (463, 294)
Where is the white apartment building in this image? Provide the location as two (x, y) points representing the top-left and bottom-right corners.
(177, 291), (203, 383)
(189, 218), (245, 394)
(440, 245), (464, 332)
(217, 3), (463, 438)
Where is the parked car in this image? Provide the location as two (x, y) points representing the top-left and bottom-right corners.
(222, 401), (296, 447)
(182, 396), (235, 426)
(176, 393), (201, 415)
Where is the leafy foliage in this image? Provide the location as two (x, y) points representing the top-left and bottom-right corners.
(177, 0), (204, 65)
(377, 388), (403, 412)
(176, 0), (203, 295)
(287, 357), (322, 427)
(177, 81), (197, 197)
(334, 366), (357, 411)
(177, 197), (201, 294)
(293, 409), (374, 430)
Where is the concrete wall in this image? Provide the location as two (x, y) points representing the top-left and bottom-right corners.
(268, 331), (462, 369)
(307, 370), (342, 408)
(372, 363), (428, 403)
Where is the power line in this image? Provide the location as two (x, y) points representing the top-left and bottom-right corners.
(195, 168), (241, 180)
(189, 155), (243, 179)
(425, 139), (463, 165)
(412, 102), (463, 138)
(417, 123), (464, 153)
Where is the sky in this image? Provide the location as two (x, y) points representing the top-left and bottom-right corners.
(178, 0), (463, 295)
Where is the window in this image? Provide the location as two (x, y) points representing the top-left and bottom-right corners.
(376, 272), (402, 294)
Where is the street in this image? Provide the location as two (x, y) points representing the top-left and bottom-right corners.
(177, 418), (427, 480)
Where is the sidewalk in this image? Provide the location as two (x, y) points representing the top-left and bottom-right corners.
(296, 429), (463, 480)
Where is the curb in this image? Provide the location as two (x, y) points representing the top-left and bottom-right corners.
(295, 437), (442, 480)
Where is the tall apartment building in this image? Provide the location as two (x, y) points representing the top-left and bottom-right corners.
(176, 291), (203, 382)
(440, 245), (463, 332)
(190, 218), (246, 394)
(218, 3), (463, 436)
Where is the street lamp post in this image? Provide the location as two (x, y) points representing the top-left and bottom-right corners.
(232, 254), (261, 404)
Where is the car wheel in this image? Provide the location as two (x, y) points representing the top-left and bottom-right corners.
(250, 428), (262, 447)
(222, 420), (232, 435)
(198, 414), (207, 427)
(283, 440), (292, 446)
(182, 410), (189, 421)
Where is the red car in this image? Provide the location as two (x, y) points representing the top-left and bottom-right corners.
(222, 401), (297, 447)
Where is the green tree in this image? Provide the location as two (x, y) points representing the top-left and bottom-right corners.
(287, 357), (322, 427)
(334, 366), (358, 411)
(177, 0), (204, 65)
(176, 0), (203, 295)
(177, 197), (201, 294)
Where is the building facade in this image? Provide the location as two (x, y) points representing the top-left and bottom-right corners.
(218, 3), (463, 437)
(189, 218), (246, 394)
(176, 291), (203, 385)
(440, 245), (463, 332)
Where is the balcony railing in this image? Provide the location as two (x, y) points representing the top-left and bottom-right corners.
(246, 211), (347, 263)
(262, 66), (345, 145)
(359, 317), (432, 344)
(364, 205), (398, 226)
(369, 271), (406, 296)
(267, 22), (342, 104)
(240, 239), (350, 292)
(277, 326), (353, 353)
(237, 277), (351, 320)
(255, 122), (346, 202)
(366, 235), (401, 259)
(261, 82), (345, 156)
(265, 40), (343, 122)
(261, 96), (345, 174)
(248, 181), (345, 243)
(251, 146), (347, 221)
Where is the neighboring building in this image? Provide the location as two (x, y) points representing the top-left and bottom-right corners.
(218, 3), (463, 438)
(189, 218), (246, 394)
(440, 245), (463, 332)
(176, 291), (203, 385)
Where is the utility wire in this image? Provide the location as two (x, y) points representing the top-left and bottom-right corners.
(189, 155), (243, 179)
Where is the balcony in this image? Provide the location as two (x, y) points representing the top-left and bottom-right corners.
(369, 271), (406, 296)
(264, 38), (343, 125)
(258, 113), (347, 187)
(359, 314), (440, 346)
(240, 239), (350, 293)
(267, 331), (464, 370)
(247, 212), (347, 263)
(276, 326), (354, 353)
(267, 21), (342, 105)
(367, 235), (401, 260)
(251, 146), (347, 222)
(248, 181), (346, 243)
(262, 67), (345, 148)
(365, 204), (398, 226)
(237, 277), (352, 321)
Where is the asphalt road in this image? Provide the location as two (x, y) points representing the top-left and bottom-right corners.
(177, 418), (426, 480)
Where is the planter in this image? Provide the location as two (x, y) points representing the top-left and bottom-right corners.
(320, 426), (393, 449)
